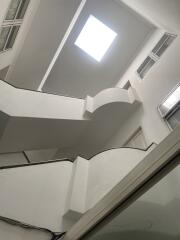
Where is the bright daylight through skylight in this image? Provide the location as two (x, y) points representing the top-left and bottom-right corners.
(75, 15), (117, 62)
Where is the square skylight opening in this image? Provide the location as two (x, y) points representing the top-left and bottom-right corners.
(75, 15), (117, 62)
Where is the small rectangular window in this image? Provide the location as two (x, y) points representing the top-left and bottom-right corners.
(137, 56), (155, 79)
(0, 0), (30, 53)
(5, 25), (20, 49)
(16, 0), (30, 20)
(136, 32), (176, 80)
(158, 83), (180, 130)
(152, 33), (176, 57)
(5, 0), (21, 20)
(0, 26), (11, 51)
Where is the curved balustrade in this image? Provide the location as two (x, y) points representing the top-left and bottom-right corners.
(84, 87), (140, 118)
(0, 143), (157, 240)
(0, 80), (140, 152)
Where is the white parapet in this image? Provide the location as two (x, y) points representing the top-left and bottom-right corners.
(84, 87), (141, 118)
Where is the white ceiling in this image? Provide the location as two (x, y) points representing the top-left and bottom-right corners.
(42, 0), (155, 98)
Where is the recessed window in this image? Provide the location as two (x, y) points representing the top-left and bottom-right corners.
(0, 0), (30, 53)
(159, 84), (180, 117)
(137, 56), (155, 79)
(163, 85), (180, 110)
(158, 83), (180, 130)
(137, 33), (176, 79)
(124, 128), (147, 149)
(6, 25), (20, 49)
(5, 0), (21, 20)
(0, 26), (11, 51)
(75, 15), (117, 62)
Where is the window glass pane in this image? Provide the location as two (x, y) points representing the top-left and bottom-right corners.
(159, 84), (180, 117)
(84, 163), (180, 240)
(0, 27), (11, 51)
(5, 25), (20, 49)
(16, 0), (30, 19)
(156, 36), (175, 57)
(5, 0), (21, 20)
(167, 107), (180, 130)
(137, 56), (155, 79)
(152, 34), (176, 58)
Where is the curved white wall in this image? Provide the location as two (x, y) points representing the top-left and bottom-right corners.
(84, 87), (139, 117)
(0, 147), (154, 239)
(0, 81), (140, 153)
(86, 148), (149, 209)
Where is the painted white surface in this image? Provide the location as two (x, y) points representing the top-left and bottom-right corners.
(64, 157), (89, 220)
(124, 128), (147, 148)
(0, 81), (139, 120)
(0, 162), (73, 232)
(84, 87), (139, 116)
(25, 148), (58, 163)
(105, 0), (180, 150)
(63, 126), (180, 240)
(0, 146), (157, 239)
(38, 0), (87, 91)
(0, 80), (140, 153)
(93, 88), (130, 111)
(0, 152), (27, 167)
(0, 221), (51, 240)
(86, 148), (150, 209)
(0, 81), (87, 152)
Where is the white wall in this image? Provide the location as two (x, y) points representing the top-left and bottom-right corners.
(0, 152), (27, 167)
(25, 148), (58, 163)
(56, 148), (153, 223)
(105, 0), (180, 149)
(0, 162), (73, 232)
(0, 221), (51, 240)
(86, 148), (150, 209)
(0, 80), (85, 120)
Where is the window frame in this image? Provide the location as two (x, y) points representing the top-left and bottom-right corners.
(0, 0), (30, 54)
(158, 82), (180, 131)
(62, 127), (180, 240)
(136, 32), (176, 80)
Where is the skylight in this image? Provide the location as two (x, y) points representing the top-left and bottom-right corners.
(75, 15), (117, 62)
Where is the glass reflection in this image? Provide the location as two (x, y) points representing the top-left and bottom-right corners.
(85, 163), (180, 240)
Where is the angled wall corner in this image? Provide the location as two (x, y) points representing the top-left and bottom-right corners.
(128, 86), (141, 104)
(63, 157), (89, 221)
